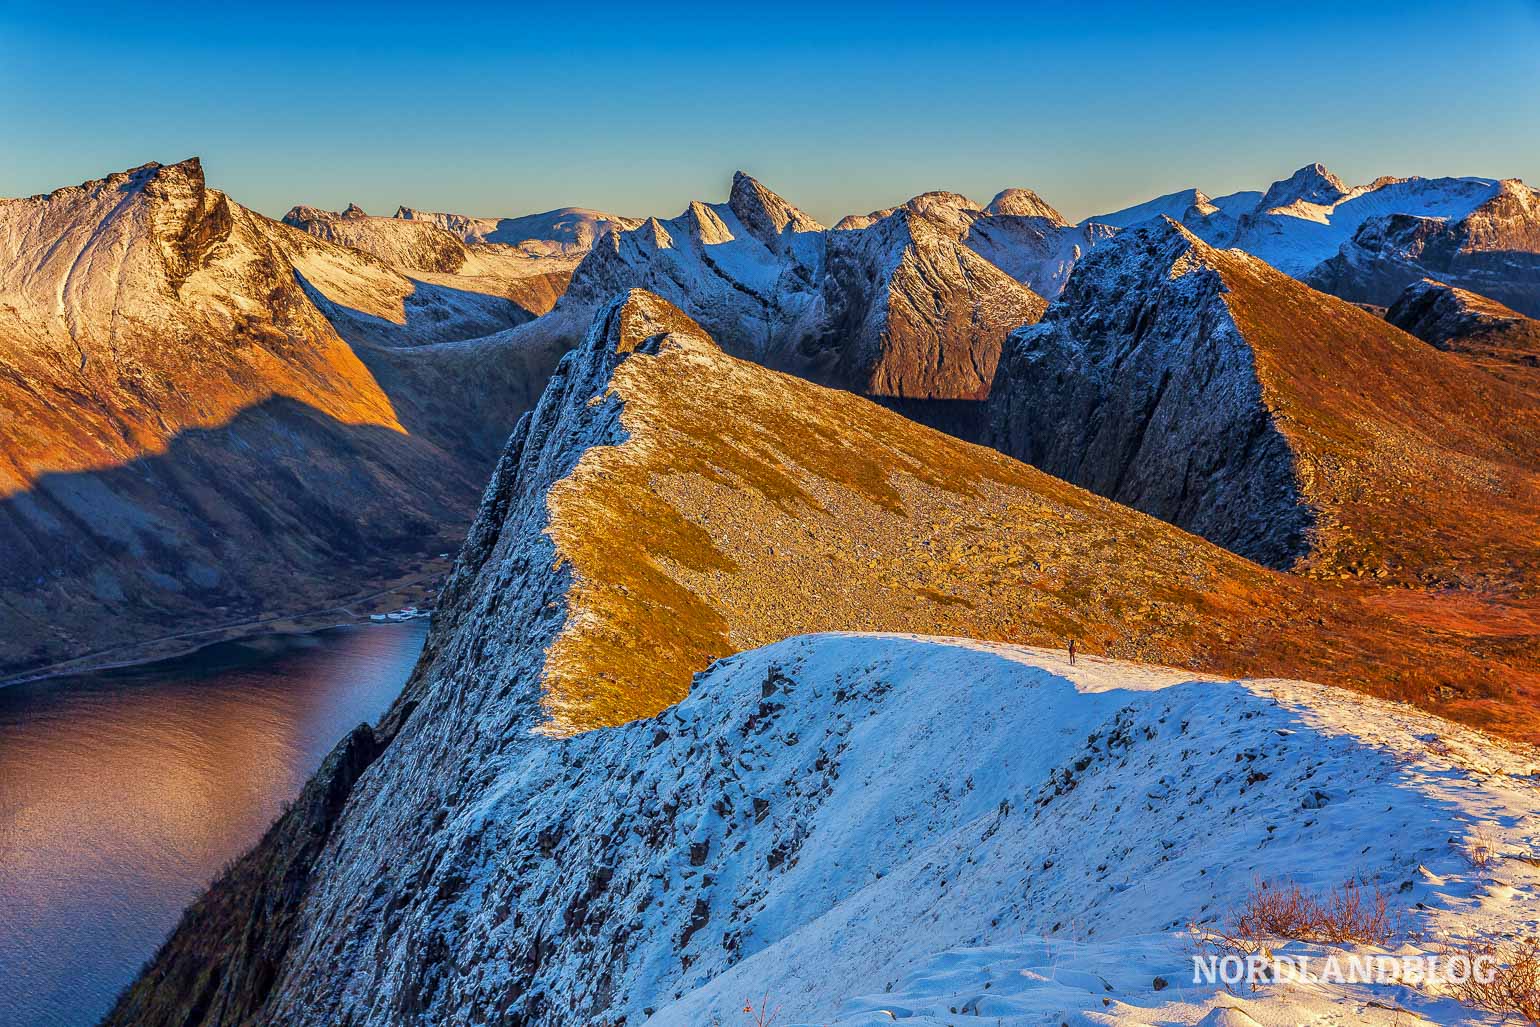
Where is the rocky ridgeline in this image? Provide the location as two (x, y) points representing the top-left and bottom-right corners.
(985, 217), (1540, 591)
(104, 290), (1540, 1025)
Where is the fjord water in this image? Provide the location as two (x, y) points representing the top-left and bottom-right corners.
(0, 622), (427, 1027)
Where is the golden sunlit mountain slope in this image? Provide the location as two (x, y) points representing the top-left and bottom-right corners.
(0, 160), (568, 675)
(449, 291), (1539, 738)
(988, 218), (1540, 594)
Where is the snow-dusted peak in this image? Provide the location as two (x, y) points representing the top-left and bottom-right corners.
(281, 204), (330, 224)
(904, 189), (982, 215)
(1051, 214), (1216, 305)
(340, 202), (367, 218)
(986, 187), (1068, 225)
(599, 287), (715, 357)
(728, 170), (824, 247)
(1258, 162), (1349, 211)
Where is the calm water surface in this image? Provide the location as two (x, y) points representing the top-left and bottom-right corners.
(0, 621), (427, 1027)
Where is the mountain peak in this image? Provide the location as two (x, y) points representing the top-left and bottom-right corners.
(602, 289), (715, 357)
(986, 187), (1068, 225)
(1259, 163), (1349, 210)
(727, 170), (822, 246)
(341, 202), (368, 218)
(902, 190), (980, 216)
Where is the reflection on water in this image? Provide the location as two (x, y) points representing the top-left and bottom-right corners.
(0, 622), (427, 1027)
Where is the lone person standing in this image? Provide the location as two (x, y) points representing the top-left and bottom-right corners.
(1067, 638), (1077, 666)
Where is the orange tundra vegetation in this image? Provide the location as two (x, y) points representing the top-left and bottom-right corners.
(536, 291), (1540, 741)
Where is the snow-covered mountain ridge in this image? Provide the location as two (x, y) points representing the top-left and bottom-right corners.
(112, 629), (1540, 1026)
(107, 290), (1540, 1027)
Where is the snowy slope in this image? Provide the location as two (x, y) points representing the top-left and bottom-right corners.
(257, 629), (1540, 1026)
(1232, 171), (1500, 277)
(640, 634), (1540, 1027)
(1084, 187), (1219, 229)
(1077, 166), (1512, 281)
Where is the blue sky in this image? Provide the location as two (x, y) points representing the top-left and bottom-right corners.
(4, 1), (1538, 225)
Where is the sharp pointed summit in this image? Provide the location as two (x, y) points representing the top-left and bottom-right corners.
(1258, 162), (1350, 209)
(728, 170), (824, 247)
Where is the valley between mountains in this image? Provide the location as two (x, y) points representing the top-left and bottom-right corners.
(5, 158), (1540, 1026)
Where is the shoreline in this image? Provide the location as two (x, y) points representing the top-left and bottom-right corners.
(0, 558), (451, 690)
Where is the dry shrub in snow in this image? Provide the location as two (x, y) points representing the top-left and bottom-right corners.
(1446, 937), (1540, 1024)
(742, 994), (781, 1027)
(1201, 878), (1399, 953)
(1463, 825), (1498, 870)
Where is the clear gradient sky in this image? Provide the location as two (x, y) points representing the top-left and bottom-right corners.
(4, 1), (1539, 226)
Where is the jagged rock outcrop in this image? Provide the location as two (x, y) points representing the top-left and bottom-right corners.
(986, 217), (1540, 589)
(559, 172), (828, 366)
(1386, 278), (1540, 396)
(559, 173), (1046, 401)
(0, 160), (568, 675)
(1306, 179), (1540, 316)
(104, 290), (1540, 1027)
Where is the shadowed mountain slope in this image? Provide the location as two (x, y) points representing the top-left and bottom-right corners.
(1386, 277), (1540, 396)
(986, 218), (1540, 593)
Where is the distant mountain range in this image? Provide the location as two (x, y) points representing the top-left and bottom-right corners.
(4, 157), (1539, 680)
(7, 154), (1540, 1027)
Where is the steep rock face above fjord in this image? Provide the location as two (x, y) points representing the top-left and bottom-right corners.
(986, 217), (1540, 590)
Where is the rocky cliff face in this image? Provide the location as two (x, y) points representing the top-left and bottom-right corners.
(0, 160), (569, 675)
(1386, 278), (1540, 397)
(1306, 179), (1540, 317)
(105, 291), (1540, 1027)
(984, 219), (1317, 568)
(986, 217), (1540, 591)
(559, 174), (1046, 402)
